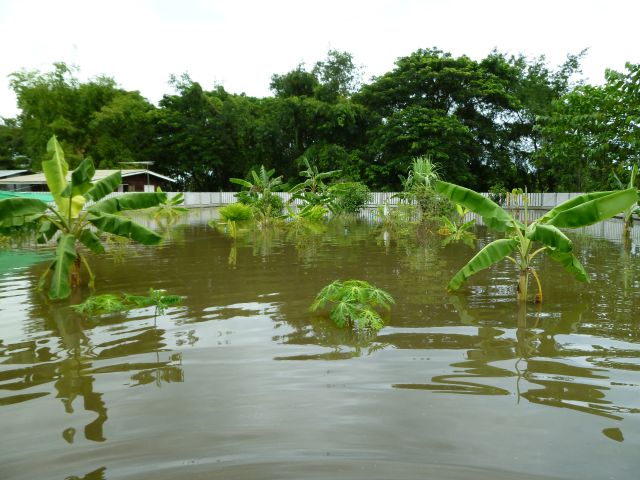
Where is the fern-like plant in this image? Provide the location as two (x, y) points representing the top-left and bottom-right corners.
(310, 280), (395, 332)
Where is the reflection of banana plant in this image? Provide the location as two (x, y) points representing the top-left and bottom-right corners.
(436, 180), (639, 303)
(310, 280), (395, 332)
(0, 137), (165, 299)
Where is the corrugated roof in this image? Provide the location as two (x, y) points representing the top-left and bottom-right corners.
(0, 170), (30, 178)
(0, 169), (175, 184)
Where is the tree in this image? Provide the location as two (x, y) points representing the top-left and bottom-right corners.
(9, 63), (124, 169)
(356, 49), (524, 190)
(0, 118), (26, 169)
(535, 62), (640, 191)
(312, 50), (362, 101)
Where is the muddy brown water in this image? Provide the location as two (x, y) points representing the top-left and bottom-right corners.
(1, 209), (639, 479)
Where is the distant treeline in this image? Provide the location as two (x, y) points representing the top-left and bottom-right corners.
(1, 49), (638, 192)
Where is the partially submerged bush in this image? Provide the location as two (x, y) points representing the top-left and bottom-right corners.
(218, 202), (253, 222)
(310, 279), (395, 331)
(72, 288), (182, 316)
(329, 182), (372, 214)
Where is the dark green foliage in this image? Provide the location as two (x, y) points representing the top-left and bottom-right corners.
(328, 182), (372, 214)
(7, 49), (633, 192)
(310, 280), (395, 332)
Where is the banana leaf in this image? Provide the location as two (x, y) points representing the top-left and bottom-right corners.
(37, 220), (60, 244)
(88, 192), (167, 215)
(526, 224), (572, 253)
(63, 157), (95, 198)
(88, 213), (162, 245)
(49, 233), (77, 300)
(79, 229), (105, 254)
(538, 191), (613, 223)
(545, 188), (639, 229)
(85, 171), (122, 202)
(42, 136), (70, 216)
(547, 249), (589, 282)
(435, 180), (515, 232)
(447, 238), (518, 291)
(0, 198), (48, 227)
(229, 178), (253, 189)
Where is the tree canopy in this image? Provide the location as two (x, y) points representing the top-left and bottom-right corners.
(3, 49), (635, 192)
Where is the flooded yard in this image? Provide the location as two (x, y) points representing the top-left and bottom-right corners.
(1, 210), (639, 479)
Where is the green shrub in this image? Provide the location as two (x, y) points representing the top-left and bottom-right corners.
(329, 182), (372, 214)
(252, 193), (284, 217)
(218, 202), (253, 222)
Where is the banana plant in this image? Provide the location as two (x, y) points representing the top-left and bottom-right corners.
(0, 136), (166, 300)
(435, 180), (639, 303)
(288, 157), (341, 209)
(612, 163), (638, 236)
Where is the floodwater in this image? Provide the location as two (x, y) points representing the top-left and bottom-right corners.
(1, 209), (639, 480)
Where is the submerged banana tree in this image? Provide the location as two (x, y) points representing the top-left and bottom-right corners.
(435, 180), (639, 303)
(612, 164), (639, 237)
(0, 136), (166, 300)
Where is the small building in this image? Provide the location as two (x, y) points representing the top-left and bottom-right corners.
(0, 169), (176, 193)
(0, 170), (33, 190)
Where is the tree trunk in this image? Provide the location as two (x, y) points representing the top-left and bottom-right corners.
(517, 268), (528, 303)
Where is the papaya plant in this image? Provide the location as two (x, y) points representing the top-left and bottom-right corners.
(435, 180), (639, 303)
(0, 136), (166, 300)
(310, 280), (395, 332)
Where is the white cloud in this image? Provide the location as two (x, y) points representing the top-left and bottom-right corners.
(1, 0), (637, 118)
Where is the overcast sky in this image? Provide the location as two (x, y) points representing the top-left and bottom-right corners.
(0, 0), (638, 118)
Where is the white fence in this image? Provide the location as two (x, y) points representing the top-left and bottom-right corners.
(175, 191), (586, 208)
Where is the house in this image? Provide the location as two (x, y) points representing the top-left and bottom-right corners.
(0, 169), (176, 193)
(0, 170), (33, 190)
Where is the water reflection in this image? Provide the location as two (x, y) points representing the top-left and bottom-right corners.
(1, 210), (639, 479)
(0, 300), (184, 443)
(390, 296), (638, 424)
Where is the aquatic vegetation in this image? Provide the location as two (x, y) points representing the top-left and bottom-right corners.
(72, 288), (182, 316)
(436, 180), (639, 303)
(310, 280), (395, 332)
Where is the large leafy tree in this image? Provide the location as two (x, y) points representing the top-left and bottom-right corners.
(355, 48), (585, 191)
(9, 62), (157, 171)
(536, 63), (640, 191)
(9, 63), (123, 168)
(0, 118), (26, 169)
